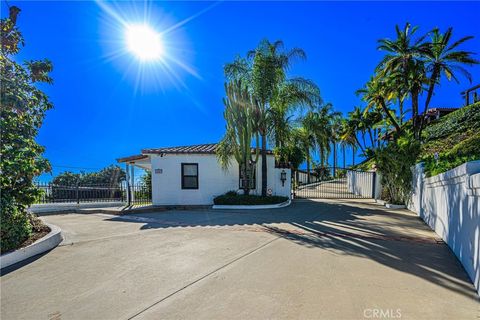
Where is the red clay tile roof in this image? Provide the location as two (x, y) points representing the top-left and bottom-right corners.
(142, 143), (272, 155)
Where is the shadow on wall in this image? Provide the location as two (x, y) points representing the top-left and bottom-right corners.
(409, 161), (480, 296)
(103, 199), (478, 301)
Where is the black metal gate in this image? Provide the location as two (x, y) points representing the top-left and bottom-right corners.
(293, 167), (376, 199)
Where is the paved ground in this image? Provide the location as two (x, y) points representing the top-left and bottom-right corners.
(295, 179), (364, 199)
(1, 199), (479, 320)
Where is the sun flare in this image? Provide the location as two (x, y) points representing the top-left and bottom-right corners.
(125, 24), (164, 61)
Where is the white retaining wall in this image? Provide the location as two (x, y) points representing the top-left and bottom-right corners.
(347, 170), (381, 199)
(150, 153), (291, 205)
(409, 161), (480, 295)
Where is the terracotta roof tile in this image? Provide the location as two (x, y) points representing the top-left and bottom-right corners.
(142, 143), (272, 155)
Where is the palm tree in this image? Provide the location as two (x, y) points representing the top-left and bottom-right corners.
(293, 126), (315, 184)
(339, 118), (357, 167)
(344, 106), (366, 155)
(225, 39), (320, 196)
(216, 81), (260, 195)
(423, 27), (479, 115)
(269, 79), (321, 150)
(376, 23), (430, 136)
(357, 76), (402, 133)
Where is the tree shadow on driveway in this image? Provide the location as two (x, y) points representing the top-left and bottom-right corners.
(103, 199), (479, 302)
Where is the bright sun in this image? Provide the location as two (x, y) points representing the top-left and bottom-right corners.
(125, 24), (164, 61)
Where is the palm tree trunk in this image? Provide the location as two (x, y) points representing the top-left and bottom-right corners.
(333, 143), (336, 177)
(412, 89), (420, 139)
(306, 151), (311, 184)
(352, 146), (356, 166)
(261, 133), (267, 196)
(368, 129), (374, 147)
(361, 132), (367, 151)
(343, 144), (346, 169)
(355, 135), (365, 154)
(423, 71), (438, 116)
(380, 99), (401, 133)
(399, 98), (404, 125)
(420, 71), (439, 137)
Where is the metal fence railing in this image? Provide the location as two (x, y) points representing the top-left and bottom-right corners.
(293, 167), (376, 199)
(34, 182), (151, 206)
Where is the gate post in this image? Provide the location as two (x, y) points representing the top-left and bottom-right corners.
(371, 172), (377, 199)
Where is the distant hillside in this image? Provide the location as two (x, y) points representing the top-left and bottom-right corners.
(421, 101), (480, 176)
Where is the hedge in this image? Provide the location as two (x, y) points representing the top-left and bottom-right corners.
(213, 194), (288, 205)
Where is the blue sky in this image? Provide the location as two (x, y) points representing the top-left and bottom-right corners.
(4, 1), (480, 180)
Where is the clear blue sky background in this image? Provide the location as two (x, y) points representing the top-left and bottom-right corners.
(3, 1), (479, 181)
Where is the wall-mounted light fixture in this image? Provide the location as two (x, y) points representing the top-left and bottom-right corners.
(280, 170), (287, 187)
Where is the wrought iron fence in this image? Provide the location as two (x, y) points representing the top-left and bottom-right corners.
(34, 182), (151, 205)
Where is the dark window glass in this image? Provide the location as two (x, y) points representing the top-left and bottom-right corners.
(182, 163), (198, 189)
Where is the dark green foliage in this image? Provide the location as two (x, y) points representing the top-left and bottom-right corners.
(375, 135), (421, 204)
(421, 102), (480, 176)
(422, 132), (480, 177)
(52, 165), (126, 186)
(0, 197), (32, 253)
(1, 7), (53, 253)
(422, 102), (480, 142)
(213, 194), (288, 205)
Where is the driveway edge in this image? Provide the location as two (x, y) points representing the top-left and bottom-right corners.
(0, 223), (63, 269)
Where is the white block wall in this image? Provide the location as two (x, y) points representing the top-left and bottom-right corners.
(150, 153), (290, 205)
(409, 161), (480, 295)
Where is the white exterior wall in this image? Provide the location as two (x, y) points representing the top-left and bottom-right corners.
(408, 161), (480, 295)
(150, 153), (291, 205)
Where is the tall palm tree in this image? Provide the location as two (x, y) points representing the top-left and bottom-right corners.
(344, 106), (366, 155)
(302, 103), (339, 168)
(293, 126), (315, 184)
(423, 27), (479, 115)
(269, 79), (321, 149)
(225, 39), (320, 196)
(339, 118), (357, 168)
(216, 81), (260, 195)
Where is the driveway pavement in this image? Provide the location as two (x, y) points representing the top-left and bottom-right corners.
(1, 199), (479, 319)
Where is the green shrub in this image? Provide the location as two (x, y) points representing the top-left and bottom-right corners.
(0, 197), (32, 253)
(422, 132), (480, 177)
(213, 194), (288, 205)
(375, 135), (420, 205)
(422, 102), (480, 142)
(225, 190), (238, 197)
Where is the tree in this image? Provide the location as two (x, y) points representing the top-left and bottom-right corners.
(293, 126), (316, 184)
(1, 7), (54, 252)
(422, 27), (479, 116)
(51, 165), (126, 186)
(225, 39), (320, 196)
(216, 81), (260, 195)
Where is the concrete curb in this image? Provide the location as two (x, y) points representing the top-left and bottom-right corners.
(385, 203), (407, 209)
(0, 223), (63, 269)
(212, 199), (291, 210)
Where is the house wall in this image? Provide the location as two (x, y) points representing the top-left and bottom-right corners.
(408, 161), (480, 295)
(150, 153), (291, 205)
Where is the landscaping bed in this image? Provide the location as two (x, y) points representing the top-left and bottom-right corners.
(213, 193), (289, 206)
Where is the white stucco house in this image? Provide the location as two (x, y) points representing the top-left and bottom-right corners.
(117, 143), (291, 206)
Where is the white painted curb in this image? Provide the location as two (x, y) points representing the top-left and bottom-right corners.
(1, 223), (63, 269)
(212, 199), (291, 210)
(385, 203), (406, 209)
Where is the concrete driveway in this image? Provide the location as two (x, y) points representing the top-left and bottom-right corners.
(1, 200), (479, 320)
